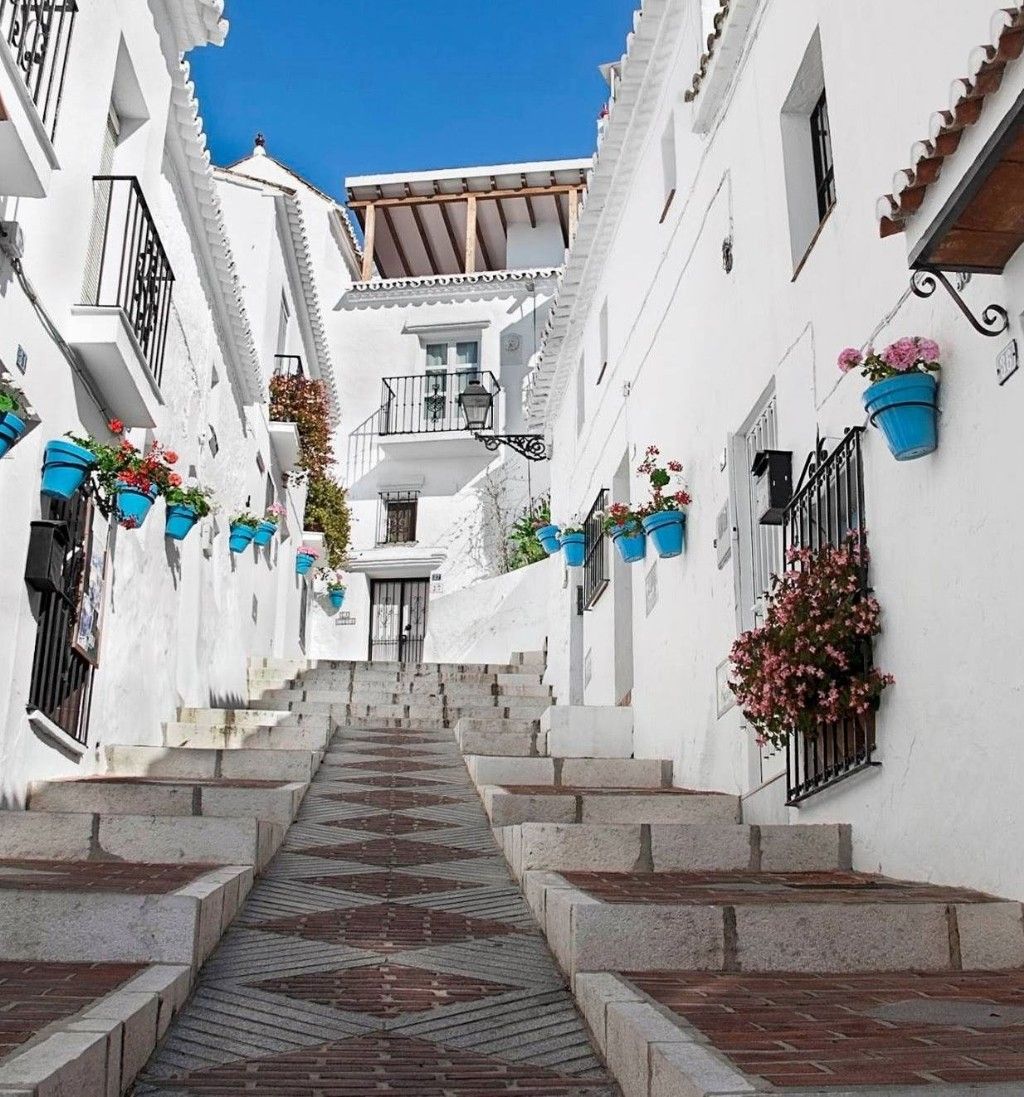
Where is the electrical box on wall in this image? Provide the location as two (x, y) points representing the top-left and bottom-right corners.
(25, 521), (68, 594)
(751, 449), (793, 526)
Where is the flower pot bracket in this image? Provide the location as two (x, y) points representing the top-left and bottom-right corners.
(0, 362), (41, 438)
(910, 268), (1008, 339)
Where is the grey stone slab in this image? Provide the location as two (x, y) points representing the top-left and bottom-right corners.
(956, 901), (1024, 968)
(0, 811), (93, 860)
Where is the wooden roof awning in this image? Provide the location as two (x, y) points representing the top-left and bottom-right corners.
(877, 6), (1024, 273)
(346, 160), (589, 282)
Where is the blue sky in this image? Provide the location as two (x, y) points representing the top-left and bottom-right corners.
(188, 0), (637, 198)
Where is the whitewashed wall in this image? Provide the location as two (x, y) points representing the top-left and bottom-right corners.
(540, 0), (1024, 900)
(0, 3), (309, 803)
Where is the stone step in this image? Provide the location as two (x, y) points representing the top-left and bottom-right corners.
(96, 744), (319, 783)
(481, 785), (741, 826)
(455, 717), (543, 757)
(336, 716), (449, 731)
(0, 811), (283, 870)
(541, 706), (633, 759)
(26, 777), (308, 827)
(346, 681), (552, 700)
(524, 868), (1024, 978)
(176, 707), (323, 729)
(495, 822), (849, 878)
(312, 660), (531, 676)
(0, 860), (251, 965)
(163, 722), (330, 753)
(510, 650), (546, 671)
(0, 961), (191, 1097)
(466, 755), (674, 788)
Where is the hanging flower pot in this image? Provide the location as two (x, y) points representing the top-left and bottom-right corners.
(838, 338), (940, 462)
(328, 588), (346, 608)
(534, 523), (562, 555)
(610, 521), (647, 564)
(559, 530), (586, 567)
(115, 481), (159, 529)
(41, 439), (96, 500)
(296, 550), (318, 576)
(253, 521), (277, 547)
(863, 373), (939, 461)
(228, 517), (259, 553)
(165, 504), (200, 541)
(642, 510), (686, 558)
(0, 410), (26, 459)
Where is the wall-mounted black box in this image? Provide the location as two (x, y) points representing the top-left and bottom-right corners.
(25, 520), (69, 594)
(751, 449), (793, 526)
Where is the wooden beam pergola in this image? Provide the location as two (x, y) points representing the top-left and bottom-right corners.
(405, 183), (443, 275)
(464, 193), (477, 273)
(377, 187), (413, 278)
(568, 186), (580, 243)
(348, 182), (581, 211)
(434, 181), (463, 268)
(360, 202), (376, 281)
(520, 172), (537, 228)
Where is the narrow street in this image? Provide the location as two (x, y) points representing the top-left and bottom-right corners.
(133, 680), (618, 1095)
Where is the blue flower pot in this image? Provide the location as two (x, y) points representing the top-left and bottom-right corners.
(642, 510), (686, 558)
(165, 504), (199, 541)
(253, 521), (277, 547)
(115, 483), (159, 529)
(863, 373), (938, 461)
(296, 553), (316, 576)
(535, 524), (562, 555)
(229, 523), (257, 553)
(41, 439), (96, 500)
(0, 411), (26, 459)
(611, 522), (647, 564)
(329, 589), (345, 608)
(560, 531), (586, 567)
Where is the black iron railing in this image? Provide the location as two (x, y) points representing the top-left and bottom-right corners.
(380, 370), (499, 435)
(0, 0), (78, 141)
(783, 427), (874, 804)
(85, 176), (175, 385)
(274, 354), (304, 376)
(27, 485), (96, 745)
(582, 488), (609, 609)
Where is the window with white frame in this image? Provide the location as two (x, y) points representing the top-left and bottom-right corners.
(780, 30), (836, 270)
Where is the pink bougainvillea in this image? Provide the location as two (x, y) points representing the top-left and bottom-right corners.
(729, 537), (893, 749)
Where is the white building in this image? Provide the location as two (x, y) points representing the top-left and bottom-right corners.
(322, 160), (587, 664)
(522, 0), (1024, 901)
(0, 3), (336, 802)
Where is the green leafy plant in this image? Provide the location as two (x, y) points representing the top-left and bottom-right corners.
(230, 512), (260, 529)
(0, 390), (21, 415)
(326, 574), (347, 593)
(305, 476), (351, 568)
(165, 485), (214, 518)
(508, 497), (551, 570)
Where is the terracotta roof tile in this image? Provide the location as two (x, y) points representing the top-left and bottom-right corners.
(877, 5), (1024, 238)
(683, 0), (731, 103)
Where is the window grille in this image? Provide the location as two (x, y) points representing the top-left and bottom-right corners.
(784, 427), (874, 805)
(378, 491), (419, 545)
(582, 488), (609, 610)
(810, 90), (836, 223)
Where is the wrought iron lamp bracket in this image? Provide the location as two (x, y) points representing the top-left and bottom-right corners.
(473, 433), (549, 462)
(910, 268), (1009, 338)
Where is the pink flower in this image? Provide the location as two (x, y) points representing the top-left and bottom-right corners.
(916, 337), (940, 364)
(837, 347), (862, 373)
(881, 337), (920, 372)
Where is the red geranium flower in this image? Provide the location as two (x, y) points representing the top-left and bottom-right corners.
(108, 418), (125, 436)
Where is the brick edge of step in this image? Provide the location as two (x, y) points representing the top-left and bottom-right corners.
(0, 963), (192, 1097)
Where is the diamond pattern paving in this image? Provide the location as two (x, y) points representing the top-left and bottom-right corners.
(134, 667), (616, 1096)
(252, 963), (516, 1017)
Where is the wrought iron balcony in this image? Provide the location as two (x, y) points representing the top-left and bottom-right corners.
(83, 176), (175, 385)
(379, 370), (499, 436)
(0, 0), (78, 141)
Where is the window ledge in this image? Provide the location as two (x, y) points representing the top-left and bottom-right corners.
(27, 707), (88, 758)
(791, 203), (836, 282)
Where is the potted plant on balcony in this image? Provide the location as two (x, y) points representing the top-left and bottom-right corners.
(602, 502), (647, 564)
(0, 389), (27, 460)
(165, 484), (214, 542)
(295, 545), (319, 576)
(254, 502), (286, 547)
(558, 523), (586, 567)
(41, 434), (98, 500)
(228, 512), (260, 553)
(326, 575), (347, 608)
(529, 500), (560, 555)
(838, 337), (940, 461)
(729, 536), (894, 750)
(637, 446), (691, 559)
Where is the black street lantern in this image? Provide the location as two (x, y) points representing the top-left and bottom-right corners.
(457, 379), (493, 431)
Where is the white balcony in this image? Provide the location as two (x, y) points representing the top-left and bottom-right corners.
(0, 47), (57, 197)
(65, 306), (164, 428)
(268, 420), (301, 474)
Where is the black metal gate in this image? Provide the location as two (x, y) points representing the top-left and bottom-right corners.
(368, 578), (429, 663)
(28, 488), (98, 745)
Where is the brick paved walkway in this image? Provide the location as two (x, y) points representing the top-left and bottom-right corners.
(133, 721), (618, 1095)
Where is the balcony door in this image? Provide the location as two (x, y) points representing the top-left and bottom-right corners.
(368, 578), (430, 663)
(424, 341), (480, 423)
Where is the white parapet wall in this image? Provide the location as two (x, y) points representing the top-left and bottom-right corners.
(422, 557), (557, 666)
(540, 706), (634, 759)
